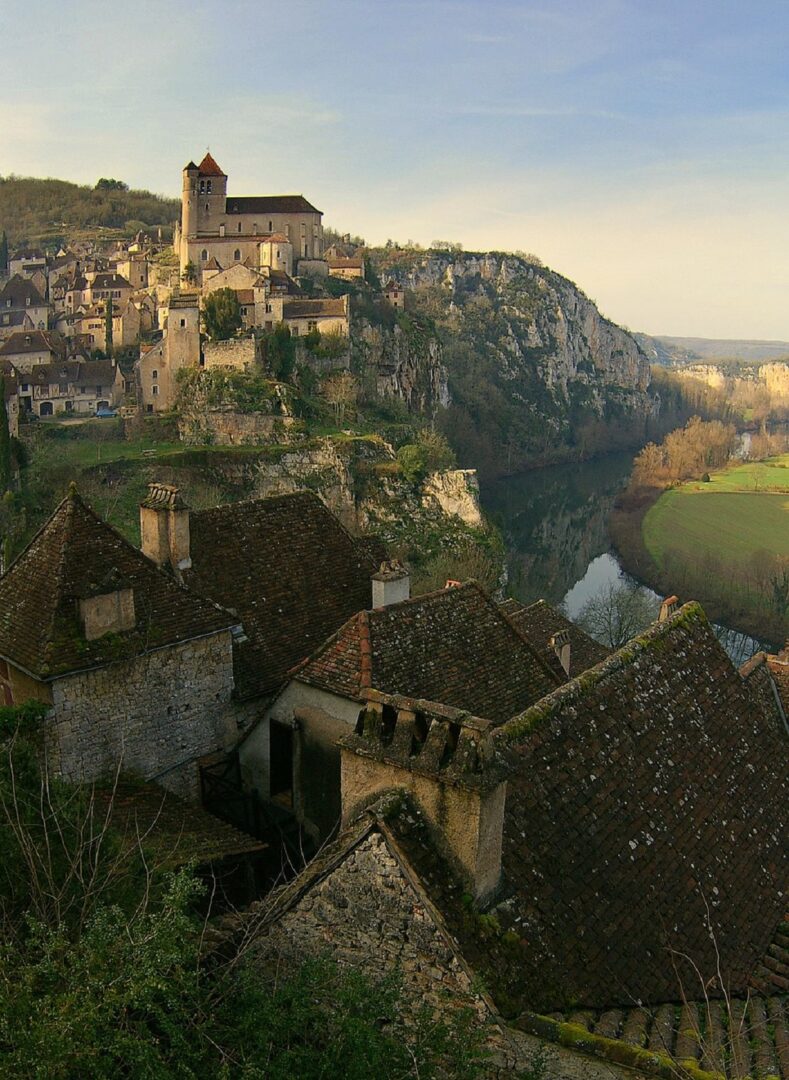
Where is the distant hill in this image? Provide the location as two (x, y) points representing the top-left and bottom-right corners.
(0, 175), (179, 249)
(636, 332), (789, 366)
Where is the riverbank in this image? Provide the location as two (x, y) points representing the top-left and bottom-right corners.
(610, 458), (789, 647)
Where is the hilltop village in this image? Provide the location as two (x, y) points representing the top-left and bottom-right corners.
(0, 157), (787, 1079)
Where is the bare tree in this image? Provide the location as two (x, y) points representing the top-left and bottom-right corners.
(576, 580), (660, 649)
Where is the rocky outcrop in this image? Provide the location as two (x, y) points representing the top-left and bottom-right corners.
(370, 250), (656, 476)
(422, 469), (482, 527)
(352, 320), (449, 417)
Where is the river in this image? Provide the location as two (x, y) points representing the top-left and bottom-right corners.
(481, 452), (768, 666)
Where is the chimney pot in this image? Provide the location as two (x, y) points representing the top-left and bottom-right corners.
(139, 482), (191, 574)
(659, 595), (679, 622)
(372, 559), (410, 608)
(549, 629), (572, 677)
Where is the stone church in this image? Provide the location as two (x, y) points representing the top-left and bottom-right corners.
(174, 153), (323, 276)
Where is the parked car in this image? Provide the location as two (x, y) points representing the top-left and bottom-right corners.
(95, 406), (118, 418)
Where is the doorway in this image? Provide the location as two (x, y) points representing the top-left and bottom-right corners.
(269, 721), (293, 807)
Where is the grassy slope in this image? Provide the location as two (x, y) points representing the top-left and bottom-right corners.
(643, 455), (789, 567)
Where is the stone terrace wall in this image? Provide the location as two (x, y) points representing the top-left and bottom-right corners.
(48, 631), (236, 800)
(203, 338), (256, 371)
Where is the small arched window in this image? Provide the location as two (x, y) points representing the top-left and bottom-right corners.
(199, 180), (205, 193)
(201, 249), (208, 261)
(234, 249), (241, 261)
(206, 180), (212, 193)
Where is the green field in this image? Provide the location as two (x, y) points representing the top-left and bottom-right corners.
(643, 454), (789, 567)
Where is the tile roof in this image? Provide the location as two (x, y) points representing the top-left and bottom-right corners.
(0, 274), (45, 308)
(225, 195), (321, 215)
(26, 359), (119, 387)
(479, 603), (789, 1012)
(91, 272), (132, 290)
(182, 492), (380, 699)
(94, 778), (265, 866)
(501, 597), (610, 678)
(327, 256), (364, 268)
(197, 152), (226, 177)
(282, 297), (347, 319)
(297, 582), (560, 722)
(0, 330), (63, 358)
(0, 488), (234, 679)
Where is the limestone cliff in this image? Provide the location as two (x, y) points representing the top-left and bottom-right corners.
(368, 250), (655, 477)
(351, 318), (449, 417)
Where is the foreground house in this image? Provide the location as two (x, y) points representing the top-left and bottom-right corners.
(0, 487), (238, 797)
(240, 573), (615, 840)
(235, 603), (789, 1078)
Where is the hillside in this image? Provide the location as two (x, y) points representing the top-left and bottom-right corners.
(636, 332), (789, 366)
(368, 249), (655, 477)
(0, 175), (179, 248)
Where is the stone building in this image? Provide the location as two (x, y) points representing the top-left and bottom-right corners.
(239, 576), (572, 841)
(175, 153), (323, 276)
(238, 603), (789, 1080)
(326, 253), (365, 280)
(0, 487), (238, 798)
(0, 274), (49, 332)
(266, 294), (350, 337)
(0, 329), (65, 373)
(136, 296), (200, 412)
(21, 358), (124, 416)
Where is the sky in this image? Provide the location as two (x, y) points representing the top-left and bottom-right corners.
(2, 0), (789, 338)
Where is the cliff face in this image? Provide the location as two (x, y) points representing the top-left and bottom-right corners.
(352, 319), (449, 417)
(369, 250), (655, 477)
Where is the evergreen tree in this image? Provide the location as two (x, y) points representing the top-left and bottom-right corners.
(0, 231), (8, 274)
(104, 294), (113, 356)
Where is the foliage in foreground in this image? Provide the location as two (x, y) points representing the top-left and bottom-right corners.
(0, 707), (487, 1079)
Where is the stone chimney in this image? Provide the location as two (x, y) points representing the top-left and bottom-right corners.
(341, 689), (506, 905)
(140, 483), (191, 574)
(549, 629), (571, 677)
(659, 595), (679, 622)
(372, 560), (410, 608)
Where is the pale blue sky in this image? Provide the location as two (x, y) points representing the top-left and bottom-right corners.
(3, 0), (789, 338)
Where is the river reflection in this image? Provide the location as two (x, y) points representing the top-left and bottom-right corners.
(482, 453), (768, 666)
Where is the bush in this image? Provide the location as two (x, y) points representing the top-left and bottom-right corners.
(397, 443), (429, 485)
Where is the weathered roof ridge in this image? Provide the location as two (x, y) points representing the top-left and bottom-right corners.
(494, 601), (708, 746)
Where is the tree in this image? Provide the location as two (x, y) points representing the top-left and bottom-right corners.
(203, 287), (242, 341)
(263, 322), (297, 381)
(576, 580), (660, 649)
(322, 370), (358, 424)
(0, 230), (8, 273)
(181, 260), (198, 286)
(94, 178), (129, 192)
(104, 294), (113, 357)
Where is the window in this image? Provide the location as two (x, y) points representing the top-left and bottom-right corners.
(234, 249), (241, 261)
(180, 318), (186, 327)
(238, 222), (242, 233)
(307, 320), (318, 333)
(206, 180), (212, 193)
(151, 370), (158, 379)
(253, 223), (258, 234)
(21, 383), (29, 392)
(95, 386), (102, 395)
(205, 203), (209, 212)
(25, 297), (30, 306)
(201, 250), (208, 261)
(79, 386), (86, 394)
(268, 220), (273, 231)
(146, 404), (153, 414)
(219, 224), (225, 236)
(152, 385), (159, 396)
(199, 180), (205, 193)
(285, 225), (290, 239)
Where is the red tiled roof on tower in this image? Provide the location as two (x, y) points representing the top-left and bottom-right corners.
(197, 152), (226, 177)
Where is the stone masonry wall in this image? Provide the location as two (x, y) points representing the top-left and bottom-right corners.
(203, 338), (256, 372)
(253, 830), (484, 1015)
(48, 631), (236, 800)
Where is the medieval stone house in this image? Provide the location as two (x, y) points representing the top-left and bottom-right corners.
(239, 573), (615, 841)
(0, 487), (238, 798)
(234, 603), (789, 1079)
